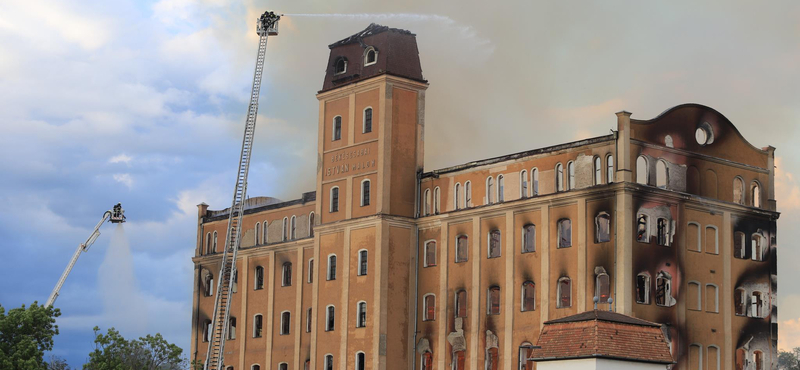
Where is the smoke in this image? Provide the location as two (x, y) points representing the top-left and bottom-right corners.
(97, 224), (148, 334)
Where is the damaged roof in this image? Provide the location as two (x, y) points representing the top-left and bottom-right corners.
(328, 23), (415, 49)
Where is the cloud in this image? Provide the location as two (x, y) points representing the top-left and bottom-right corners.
(112, 173), (134, 189)
(775, 156), (800, 211)
(109, 154), (133, 165)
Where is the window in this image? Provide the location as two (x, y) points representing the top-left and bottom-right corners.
(751, 182), (761, 208)
(637, 215), (649, 243)
(421, 352), (432, 370)
(497, 175), (505, 202)
(522, 224), (536, 253)
(657, 218), (669, 246)
(364, 46), (377, 65)
(227, 317), (236, 340)
(486, 347), (499, 370)
(324, 354), (334, 370)
(424, 241), (436, 267)
(557, 219), (572, 248)
(465, 181), (472, 207)
(656, 160), (668, 188)
(433, 187), (441, 214)
(291, 216), (296, 239)
(327, 255), (337, 280)
(567, 161), (575, 190)
(688, 344), (702, 370)
(361, 180), (371, 206)
(751, 233), (765, 261)
(555, 163), (564, 191)
(255, 223), (260, 245)
(734, 288), (746, 316)
(687, 222), (701, 252)
(751, 291), (763, 318)
(423, 294), (436, 321)
(595, 271), (610, 303)
(736, 348), (746, 370)
(203, 320), (211, 342)
(636, 156), (648, 185)
(309, 212), (315, 237)
(521, 281), (535, 311)
(520, 170), (528, 198)
(487, 286), (500, 315)
(253, 365), (261, 370)
(595, 212), (610, 243)
(358, 250), (368, 276)
(325, 306), (335, 331)
(304, 360), (310, 370)
(655, 271), (672, 307)
(282, 217), (288, 241)
(307, 308), (312, 332)
(488, 230), (501, 258)
(696, 123), (713, 145)
(706, 284), (719, 313)
(357, 301), (367, 328)
(594, 156), (602, 185)
(205, 232), (211, 254)
(519, 343), (534, 370)
(332, 116), (342, 141)
(254, 266), (264, 290)
(454, 183), (461, 210)
(453, 351), (466, 370)
(733, 177), (744, 204)
(280, 311), (290, 335)
(363, 107), (373, 133)
(531, 168), (539, 195)
(707, 345), (720, 370)
(455, 290), (467, 317)
(356, 352), (366, 370)
(636, 273), (650, 304)
(734, 231), (746, 259)
(308, 259), (314, 283)
(334, 56), (347, 74)
(557, 277), (571, 308)
(232, 269), (238, 293)
(455, 235), (469, 263)
(687, 281), (701, 311)
(705, 226), (718, 254)
(486, 177), (494, 204)
(282, 262), (292, 286)
(753, 350), (764, 370)
(330, 187), (339, 213)
(606, 155), (614, 184)
(262, 223), (267, 244)
(424, 188), (431, 216)
(204, 273), (214, 297)
(278, 364), (287, 370)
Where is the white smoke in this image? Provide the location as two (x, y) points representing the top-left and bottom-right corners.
(97, 224), (148, 333)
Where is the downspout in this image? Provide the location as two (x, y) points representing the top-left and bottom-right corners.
(612, 129), (619, 312)
(412, 169), (422, 370)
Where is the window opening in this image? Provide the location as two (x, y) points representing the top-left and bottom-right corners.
(421, 352), (432, 370)
(637, 215), (649, 243)
(454, 183), (461, 210)
(656, 160), (668, 188)
(606, 155), (614, 184)
(456, 290), (467, 318)
(555, 163), (564, 192)
(456, 235), (469, 263)
(497, 175), (505, 202)
(358, 250), (368, 276)
(520, 170), (528, 198)
(522, 224), (536, 253)
(636, 273), (650, 304)
(326, 306), (335, 331)
(356, 352), (366, 370)
(434, 187), (441, 214)
(752, 182), (761, 208)
(752, 291), (763, 318)
(425, 241), (437, 267)
(254, 314), (263, 338)
(308, 259), (314, 283)
(488, 230), (501, 258)
(330, 187), (339, 213)
(655, 271), (672, 307)
(424, 294), (436, 321)
(734, 288), (746, 316)
(282, 217), (288, 241)
(486, 177), (494, 204)
(657, 218), (669, 246)
(595, 272), (610, 303)
(558, 219), (572, 248)
(328, 255), (337, 280)
(280, 311), (290, 335)
(363, 107), (373, 133)
(733, 177), (744, 204)
(594, 156), (602, 185)
(424, 188), (431, 216)
(595, 212), (611, 243)
(254, 266), (264, 290)
(532, 168), (539, 195)
(752, 233), (765, 261)
(557, 277), (571, 308)
(227, 317), (236, 340)
(636, 156), (648, 185)
(307, 308), (312, 332)
(282, 262), (292, 286)
(522, 281), (535, 311)
(325, 355), (334, 370)
(332, 116), (342, 141)
(567, 161), (575, 190)
(334, 57), (347, 74)
(357, 301), (367, 328)
(465, 181), (472, 207)
(364, 47), (377, 65)
(734, 231), (746, 259)
(487, 286), (500, 315)
(361, 179), (370, 207)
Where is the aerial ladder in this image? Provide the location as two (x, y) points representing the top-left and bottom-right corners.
(46, 203), (126, 307)
(204, 11), (280, 370)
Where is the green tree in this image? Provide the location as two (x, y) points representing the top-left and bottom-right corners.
(780, 347), (800, 370)
(0, 302), (61, 370)
(83, 327), (187, 370)
(46, 356), (71, 370)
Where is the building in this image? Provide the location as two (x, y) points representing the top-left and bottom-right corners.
(190, 23), (778, 370)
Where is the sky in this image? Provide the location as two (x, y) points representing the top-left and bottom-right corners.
(0, 0), (798, 367)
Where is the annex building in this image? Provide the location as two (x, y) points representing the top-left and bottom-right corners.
(191, 24), (778, 370)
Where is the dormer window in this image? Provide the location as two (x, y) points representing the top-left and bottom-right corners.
(334, 57), (347, 75)
(364, 47), (377, 66)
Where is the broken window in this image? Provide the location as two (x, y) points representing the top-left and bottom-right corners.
(733, 177), (744, 204)
(203, 320), (212, 342)
(227, 317), (236, 340)
(456, 235), (469, 263)
(465, 181), (472, 207)
(637, 214), (649, 243)
(657, 218), (669, 246)
(254, 266), (264, 290)
(753, 350), (764, 370)
(421, 352), (432, 370)
(595, 272), (610, 304)
(606, 155), (614, 184)
(291, 216), (296, 239)
(205, 233), (212, 255)
(453, 351), (466, 370)
(282, 262), (292, 286)
(655, 271), (672, 307)
(282, 217), (288, 241)
(333, 115), (342, 140)
(594, 156), (602, 185)
(636, 156), (648, 185)
(556, 163), (564, 192)
(456, 289), (468, 318)
(327, 255), (337, 280)
(706, 284), (718, 313)
(204, 273), (214, 297)
(434, 187), (441, 214)
(486, 348), (499, 370)
(532, 168), (539, 195)
(424, 188), (431, 216)
(595, 212), (611, 243)
(557, 277), (571, 308)
(488, 230), (501, 258)
(455, 183), (461, 210)
(687, 281), (701, 311)
(486, 177), (494, 204)
(751, 182), (761, 208)
(522, 224), (536, 253)
(521, 281), (535, 311)
(361, 180), (371, 207)
(520, 170), (528, 198)
(425, 241), (437, 267)
(424, 294), (436, 321)
(734, 231), (746, 259)
(488, 286), (501, 315)
(734, 288), (746, 316)
(636, 273), (650, 304)
(567, 161), (575, 190)
(334, 57), (347, 74)
(558, 219), (572, 248)
(358, 250), (368, 276)
(498, 175), (505, 202)
(363, 107), (373, 133)
(326, 305), (335, 331)
(751, 291), (763, 318)
(519, 343), (534, 370)
(752, 233), (765, 261)
(656, 160), (668, 189)
(357, 301), (367, 328)
(280, 311), (290, 335)
(255, 223), (260, 245)
(330, 187), (339, 213)
(308, 212), (314, 237)
(735, 348), (746, 370)
(364, 47), (377, 65)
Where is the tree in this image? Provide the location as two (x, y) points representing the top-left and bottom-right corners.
(780, 347), (800, 370)
(0, 302), (61, 370)
(84, 327), (187, 370)
(46, 356), (71, 370)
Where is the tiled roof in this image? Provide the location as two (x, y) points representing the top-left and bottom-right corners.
(530, 310), (674, 364)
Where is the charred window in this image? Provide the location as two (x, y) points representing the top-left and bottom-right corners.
(424, 294), (436, 321)
(733, 177), (744, 204)
(488, 286), (501, 315)
(282, 262), (292, 286)
(637, 214), (649, 243)
(254, 266), (263, 290)
(456, 235), (469, 263)
(636, 273), (650, 304)
(751, 291), (763, 318)
(595, 212), (611, 243)
(424, 241), (437, 267)
(751, 182), (761, 208)
(486, 348), (499, 370)
(227, 317), (236, 340)
(456, 289), (468, 318)
(595, 272), (610, 303)
(557, 277), (571, 308)
(734, 288), (746, 316)
(734, 231), (746, 259)
(752, 233), (765, 261)
(204, 273), (214, 297)
(453, 351), (466, 370)
(488, 230), (502, 258)
(521, 281), (535, 311)
(421, 352), (432, 370)
(657, 218), (669, 246)
(655, 271), (672, 307)
(753, 351), (764, 370)
(522, 224), (536, 253)
(558, 219), (572, 248)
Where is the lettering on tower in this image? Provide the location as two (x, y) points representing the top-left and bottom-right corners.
(323, 141), (379, 180)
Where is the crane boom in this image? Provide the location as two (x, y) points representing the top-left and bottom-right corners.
(204, 11), (280, 370)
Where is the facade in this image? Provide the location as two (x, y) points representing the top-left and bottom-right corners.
(190, 24), (778, 370)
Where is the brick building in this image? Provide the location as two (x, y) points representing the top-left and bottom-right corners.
(191, 24), (778, 370)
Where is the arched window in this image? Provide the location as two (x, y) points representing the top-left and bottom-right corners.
(751, 181), (761, 208)
(705, 225), (718, 254)
(687, 222), (701, 252)
(636, 273), (650, 304)
(327, 255), (337, 280)
(423, 294), (436, 321)
(261, 222), (267, 244)
(424, 241), (436, 267)
(486, 347), (499, 370)
(519, 343), (534, 370)
(356, 352), (366, 370)
(420, 351), (433, 370)
(488, 230), (501, 258)
(751, 232), (765, 261)
(252, 365), (261, 370)
(733, 177), (744, 204)
(657, 218), (669, 246)
(278, 363), (287, 370)
(591, 156), (600, 185)
(595, 212), (611, 243)
(521, 281), (535, 311)
(555, 163), (564, 192)
(205, 232), (212, 254)
(751, 291), (764, 318)
(455, 235), (469, 263)
(656, 160), (668, 188)
(497, 175), (505, 202)
(753, 350), (764, 370)
(358, 249), (368, 276)
(520, 170), (528, 198)
(655, 271), (673, 307)
(433, 187), (441, 214)
(203, 320), (212, 342)
(325, 306), (335, 331)
(736, 348), (747, 370)
(330, 187), (339, 213)
(465, 181), (472, 207)
(290, 216), (296, 240)
(424, 188), (431, 216)
(280, 311), (290, 335)
(734, 231), (746, 259)
(486, 177), (494, 204)
(361, 179), (371, 206)
(637, 214), (649, 243)
(332, 115), (342, 141)
(734, 288), (746, 316)
(306, 307), (312, 332)
(254, 266), (264, 290)
(364, 46), (377, 66)
(356, 301), (367, 328)
(454, 183), (461, 210)
(304, 360), (310, 370)
(707, 345), (720, 370)
(309, 212), (314, 237)
(227, 317), (236, 340)
(522, 224), (536, 253)
(606, 155), (614, 184)
(688, 344), (702, 370)
(231, 269), (238, 293)
(567, 161), (575, 190)
(204, 273), (214, 297)
(595, 271), (610, 303)
(324, 354), (334, 370)
(531, 168), (539, 195)
(282, 217), (288, 241)
(455, 289), (467, 318)
(687, 281), (701, 311)
(557, 277), (571, 308)
(307, 259), (314, 283)
(636, 156), (648, 185)
(334, 56), (347, 74)
(363, 107), (373, 133)
(255, 223), (260, 245)
(557, 219), (572, 248)
(487, 286), (501, 315)
(212, 231), (218, 253)
(278, 262), (291, 287)
(706, 283), (719, 313)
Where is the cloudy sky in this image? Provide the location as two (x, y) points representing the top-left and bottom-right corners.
(0, 0), (798, 366)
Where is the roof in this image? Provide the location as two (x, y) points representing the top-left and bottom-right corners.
(530, 310), (674, 365)
(328, 23), (415, 49)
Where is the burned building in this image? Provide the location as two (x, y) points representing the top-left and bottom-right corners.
(190, 24), (778, 370)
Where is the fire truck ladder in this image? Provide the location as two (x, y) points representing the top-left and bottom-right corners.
(204, 11), (280, 370)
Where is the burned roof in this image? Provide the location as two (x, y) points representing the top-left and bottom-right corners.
(328, 23), (415, 49)
(545, 309), (661, 327)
